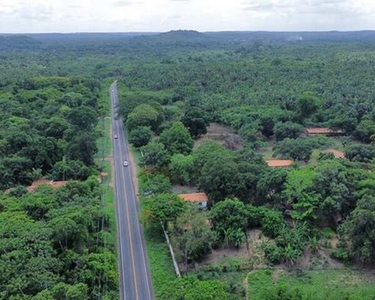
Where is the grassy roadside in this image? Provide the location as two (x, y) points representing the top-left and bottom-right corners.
(113, 81), (176, 297)
(95, 80), (118, 278)
(248, 269), (375, 299)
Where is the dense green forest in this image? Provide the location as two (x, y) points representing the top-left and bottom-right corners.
(1, 30), (375, 299)
(0, 37), (118, 299)
(116, 31), (375, 299)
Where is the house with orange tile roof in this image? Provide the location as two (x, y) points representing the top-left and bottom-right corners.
(179, 192), (208, 208)
(329, 150), (345, 159)
(305, 128), (344, 136)
(26, 180), (68, 193)
(266, 160), (294, 168)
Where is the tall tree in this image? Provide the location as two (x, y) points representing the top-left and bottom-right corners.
(172, 206), (213, 271)
(209, 199), (250, 247)
(140, 142), (169, 170)
(159, 121), (194, 155)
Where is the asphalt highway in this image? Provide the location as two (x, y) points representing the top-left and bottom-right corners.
(110, 81), (154, 300)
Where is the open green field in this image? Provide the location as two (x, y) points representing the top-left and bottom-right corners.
(248, 269), (375, 300)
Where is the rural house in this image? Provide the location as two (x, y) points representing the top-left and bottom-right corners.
(179, 192), (208, 208)
(266, 160), (294, 168)
(305, 127), (344, 136)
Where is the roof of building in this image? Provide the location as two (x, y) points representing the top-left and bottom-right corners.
(27, 180), (68, 192)
(330, 150), (345, 158)
(266, 160), (294, 167)
(305, 127), (343, 134)
(179, 192), (208, 203)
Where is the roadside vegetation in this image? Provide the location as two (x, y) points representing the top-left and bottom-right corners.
(2, 31), (375, 299)
(248, 269), (375, 300)
(116, 31), (375, 299)
(0, 57), (118, 297)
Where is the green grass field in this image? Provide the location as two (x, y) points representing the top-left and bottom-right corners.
(248, 269), (375, 300)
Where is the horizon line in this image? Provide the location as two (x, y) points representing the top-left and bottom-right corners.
(1, 29), (375, 35)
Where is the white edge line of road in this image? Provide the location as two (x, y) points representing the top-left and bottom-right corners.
(111, 85), (127, 300)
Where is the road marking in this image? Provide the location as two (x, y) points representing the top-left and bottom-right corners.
(111, 85), (130, 300)
(112, 83), (153, 300)
(112, 88), (140, 300)
(113, 148), (127, 300)
(118, 142), (140, 300)
(124, 137), (153, 299)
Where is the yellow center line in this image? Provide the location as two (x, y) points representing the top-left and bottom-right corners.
(117, 127), (140, 300)
(110, 89), (127, 300)
(124, 149), (152, 299)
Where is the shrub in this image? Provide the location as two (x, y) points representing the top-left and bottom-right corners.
(321, 228), (335, 239)
(330, 248), (350, 262)
(128, 126), (152, 148)
(345, 144), (375, 163)
(274, 121), (304, 141)
(9, 185), (28, 197)
(247, 205), (264, 227)
(262, 242), (283, 264)
(259, 208), (286, 238)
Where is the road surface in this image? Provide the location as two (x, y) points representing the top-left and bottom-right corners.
(110, 81), (154, 300)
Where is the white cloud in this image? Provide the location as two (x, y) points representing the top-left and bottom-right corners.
(0, 0), (374, 33)
(113, 1), (144, 6)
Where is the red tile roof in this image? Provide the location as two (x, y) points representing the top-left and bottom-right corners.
(306, 128), (343, 134)
(266, 160), (294, 167)
(27, 180), (68, 193)
(179, 193), (208, 203)
(330, 150), (345, 158)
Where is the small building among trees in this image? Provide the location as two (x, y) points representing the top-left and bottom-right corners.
(305, 127), (344, 136)
(330, 150), (345, 159)
(266, 160), (294, 168)
(179, 192), (208, 208)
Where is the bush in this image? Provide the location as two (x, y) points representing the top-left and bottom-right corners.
(262, 242), (283, 264)
(274, 136), (334, 162)
(259, 208), (286, 238)
(9, 185), (28, 197)
(321, 228), (335, 239)
(330, 248), (350, 262)
(274, 121), (304, 141)
(128, 126), (152, 148)
(247, 205), (264, 227)
(345, 144), (375, 163)
(139, 171), (171, 195)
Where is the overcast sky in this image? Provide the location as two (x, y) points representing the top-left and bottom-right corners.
(1, 0), (375, 33)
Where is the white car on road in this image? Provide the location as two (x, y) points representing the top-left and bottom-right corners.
(123, 160), (128, 167)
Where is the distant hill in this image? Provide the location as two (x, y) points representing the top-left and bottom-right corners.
(159, 30), (206, 40)
(26, 32), (158, 41)
(205, 31), (375, 42)
(132, 30), (213, 44)
(1, 30), (374, 52)
(0, 35), (41, 50)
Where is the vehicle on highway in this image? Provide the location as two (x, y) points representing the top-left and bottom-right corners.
(123, 160), (128, 167)
(114, 134), (118, 139)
